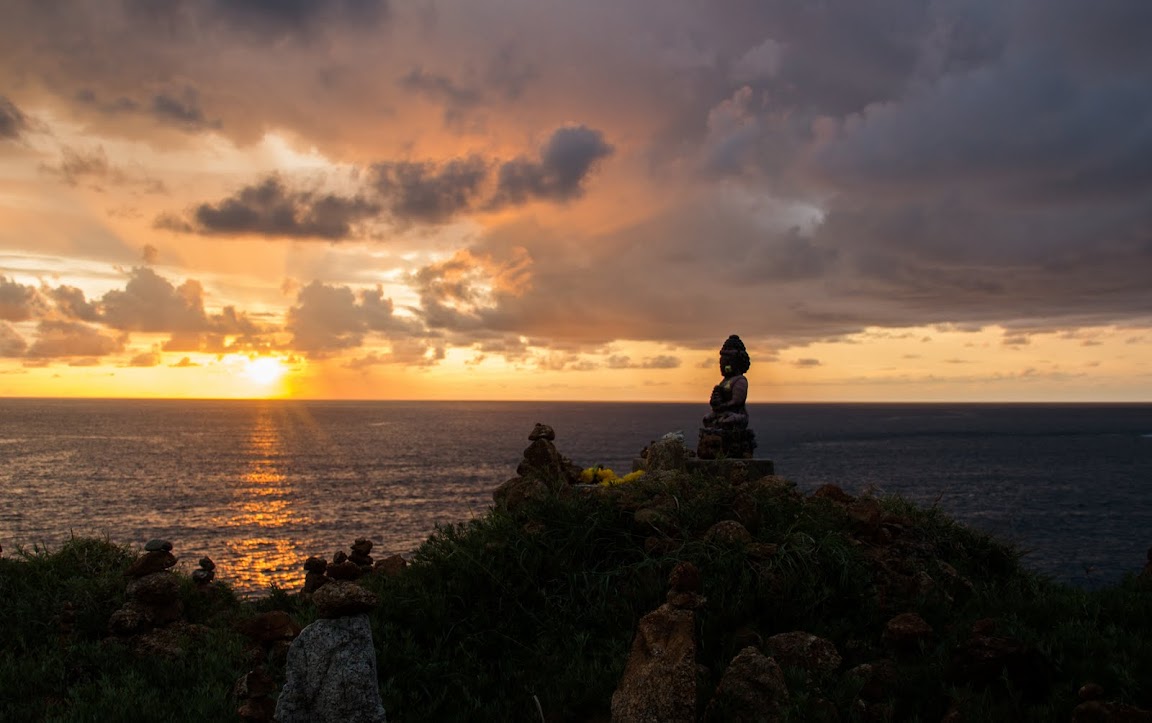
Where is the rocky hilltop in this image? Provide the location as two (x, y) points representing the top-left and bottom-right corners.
(2, 424), (1151, 722)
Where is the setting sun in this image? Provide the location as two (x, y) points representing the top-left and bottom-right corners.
(243, 357), (288, 387)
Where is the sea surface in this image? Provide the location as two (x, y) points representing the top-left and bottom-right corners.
(2, 399), (1150, 594)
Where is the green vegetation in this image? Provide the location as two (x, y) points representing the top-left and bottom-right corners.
(2, 471), (1150, 721)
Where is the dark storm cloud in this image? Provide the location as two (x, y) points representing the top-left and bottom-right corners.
(0, 95), (29, 139)
(48, 286), (101, 322)
(370, 156), (489, 223)
(121, 0), (390, 41)
(490, 125), (614, 207)
(158, 175), (381, 240)
(399, 67), (482, 123)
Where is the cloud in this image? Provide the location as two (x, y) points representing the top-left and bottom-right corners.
(170, 356), (198, 367)
(100, 267), (209, 332)
(0, 94), (29, 140)
(150, 87), (221, 131)
(793, 358), (822, 367)
(0, 322), (27, 357)
(25, 320), (124, 358)
(0, 276), (42, 321)
(490, 125), (614, 207)
(286, 281), (421, 356)
(371, 156), (489, 223)
(46, 285), (101, 322)
(127, 350), (162, 367)
(157, 175), (381, 240)
(604, 354), (682, 369)
(399, 67), (482, 123)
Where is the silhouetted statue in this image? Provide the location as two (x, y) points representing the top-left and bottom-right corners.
(698, 335), (757, 459)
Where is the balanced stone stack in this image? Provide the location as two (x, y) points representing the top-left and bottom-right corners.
(192, 556), (216, 587)
(491, 423), (583, 513)
(303, 538), (410, 595)
(108, 538), (183, 637)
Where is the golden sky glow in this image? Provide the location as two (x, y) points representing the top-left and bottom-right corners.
(1, 1), (1150, 401)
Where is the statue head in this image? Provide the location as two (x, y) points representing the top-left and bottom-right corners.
(718, 334), (750, 376)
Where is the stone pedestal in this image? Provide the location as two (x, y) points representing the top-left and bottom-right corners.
(697, 426), (757, 460)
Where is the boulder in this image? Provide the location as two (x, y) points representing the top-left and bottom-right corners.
(704, 520), (753, 546)
(313, 581), (379, 619)
(237, 610), (300, 645)
(528, 423), (556, 441)
(883, 612), (934, 650)
(492, 477), (550, 512)
(126, 572), (181, 605)
(374, 554), (408, 578)
(517, 438), (567, 487)
(610, 604), (698, 723)
(764, 631), (842, 677)
(327, 560), (364, 581)
(144, 539), (173, 552)
(703, 646), (789, 722)
(275, 615), (387, 723)
(108, 601), (154, 636)
(645, 434), (689, 473)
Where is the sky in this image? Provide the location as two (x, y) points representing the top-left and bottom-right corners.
(0, 0), (1150, 402)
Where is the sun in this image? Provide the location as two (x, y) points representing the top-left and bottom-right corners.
(243, 356), (288, 386)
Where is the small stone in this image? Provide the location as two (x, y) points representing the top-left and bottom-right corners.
(374, 554), (408, 577)
(125, 550), (177, 578)
(108, 601), (154, 636)
(304, 556), (328, 573)
(883, 612), (934, 650)
(704, 520), (753, 546)
(332, 551), (348, 565)
(528, 422), (556, 441)
(199, 556), (216, 571)
(237, 610), (300, 645)
(192, 569), (215, 585)
(303, 570), (329, 594)
(351, 538), (374, 556)
(349, 552), (374, 568)
(326, 560), (363, 581)
(764, 631), (842, 677)
(668, 561), (702, 593)
(313, 581), (379, 619)
(1078, 683), (1105, 701)
(127, 571), (181, 605)
(144, 539), (173, 552)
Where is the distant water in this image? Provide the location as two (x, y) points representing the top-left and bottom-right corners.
(1, 399), (1150, 594)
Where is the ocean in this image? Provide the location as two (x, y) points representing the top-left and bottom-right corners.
(2, 399), (1150, 594)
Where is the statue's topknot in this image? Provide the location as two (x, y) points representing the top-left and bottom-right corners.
(719, 334), (750, 374)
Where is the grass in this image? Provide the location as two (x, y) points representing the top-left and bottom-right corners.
(2, 471), (1150, 721)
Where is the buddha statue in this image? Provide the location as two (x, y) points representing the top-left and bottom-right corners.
(697, 334), (757, 459)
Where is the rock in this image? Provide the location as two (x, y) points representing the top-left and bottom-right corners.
(844, 659), (899, 701)
(633, 505), (675, 534)
(333, 551), (348, 565)
(528, 422), (556, 441)
(125, 550), (177, 578)
(1079, 683), (1105, 701)
(704, 520), (753, 546)
(327, 560), (364, 581)
(517, 438), (567, 487)
(108, 601), (154, 636)
(351, 538), (374, 556)
(144, 539), (173, 552)
(949, 633), (1053, 700)
(883, 612), (934, 650)
(131, 621), (209, 658)
(764, 631), (842, 677)
(238, 697), (277, 721)
(275, 615), (387, 723)
(668, 561), (701, 593)
(126, 572), (181, 605)
(234, 668), (277, 699)
(645, 435), (689, 473)
(373, 554), (408, 577)
(313, 581), (379, 619)
(303, 571), (329, 594)
(237, 610), (300, 645)
(847, 498), (882, 530)
(492, 476), (550, 512)
(149, 599), (185, 627)
(199, 556), (216, 571)
(304, 556), (328, 573)
(349, 552), (374, 568)
(1071, 701), (1113, 723)
(812, 484), (854, 504)
(703, 646), (789, 722)
(192, 569), (214, 585)
(611, 603), (697, 723)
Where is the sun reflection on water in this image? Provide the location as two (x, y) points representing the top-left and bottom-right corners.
(215, 406), (310, 593)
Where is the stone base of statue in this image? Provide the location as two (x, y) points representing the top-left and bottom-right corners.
(696, 426), (757, 460)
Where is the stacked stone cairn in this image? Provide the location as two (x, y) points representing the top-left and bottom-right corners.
(108, 538), (183, 637)
(192, 556), (216, 587)
(301, 538), (409, 595)
(277, 552), (387, 721)
(491, 423), (583, 513)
